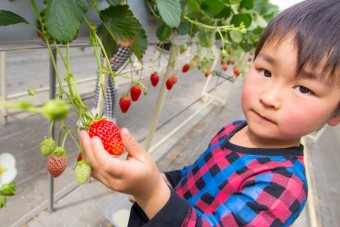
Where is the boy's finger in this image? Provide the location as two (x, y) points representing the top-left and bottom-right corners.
(91, 136), (125, 176)
(79, 131), (94, 162)
(120, 128), (145, 158)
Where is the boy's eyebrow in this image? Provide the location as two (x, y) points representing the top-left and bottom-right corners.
(299, 69), (319, 80)
(258, 53), (323, 82)
(257, 53), (277, 67)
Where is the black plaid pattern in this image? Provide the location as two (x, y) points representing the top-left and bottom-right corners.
(93, 46), (131, 119)
(164, 121), (308, 226)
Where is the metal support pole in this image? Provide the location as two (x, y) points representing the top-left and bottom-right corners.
(0, 51), (8, 123)
(48, 47), (57, 212)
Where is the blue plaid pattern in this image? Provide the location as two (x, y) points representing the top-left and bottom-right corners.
(126, 121), (308, 226)
(166, 121), (308, 226)
(93, 46), (131, 119)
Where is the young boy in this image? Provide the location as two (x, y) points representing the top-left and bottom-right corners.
(80, 0), (340, 226)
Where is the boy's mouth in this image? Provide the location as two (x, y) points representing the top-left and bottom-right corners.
(252, 110), (277, 125)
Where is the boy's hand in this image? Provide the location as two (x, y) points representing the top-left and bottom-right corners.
(79, 128), (170, 218)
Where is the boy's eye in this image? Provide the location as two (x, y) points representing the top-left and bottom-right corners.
(258, 69), (271, 77)
(294, 85), (314, 95)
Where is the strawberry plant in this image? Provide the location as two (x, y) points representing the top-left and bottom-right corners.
(0, 0), (279, 194)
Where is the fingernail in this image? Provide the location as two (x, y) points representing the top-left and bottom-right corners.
(122, 128), (131, 138)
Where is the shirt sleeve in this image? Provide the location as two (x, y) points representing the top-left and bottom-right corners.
(128, 188), (192, 227)
(129, 169), (307, 227)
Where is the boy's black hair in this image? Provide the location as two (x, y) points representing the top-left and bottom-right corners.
(254, 0), (340, 86)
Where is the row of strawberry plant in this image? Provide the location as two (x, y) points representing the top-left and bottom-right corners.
(0, 0), (278, 208)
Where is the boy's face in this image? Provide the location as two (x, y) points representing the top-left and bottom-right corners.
(241, 36), (340, 147)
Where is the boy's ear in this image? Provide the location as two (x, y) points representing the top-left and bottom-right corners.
(327, 114), (340, 126)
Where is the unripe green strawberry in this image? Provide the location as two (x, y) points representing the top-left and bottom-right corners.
(42, 100), (69, 120)
(40, 138), (56, 157)
(74, 160), (91, 185)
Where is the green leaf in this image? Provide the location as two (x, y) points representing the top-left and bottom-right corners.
(231, 13), (252, 27)
(254, 12), (267, 28)
(197, 29), (215, 48)
(0, 182), (16, 196)
(240, 0), (254, 10)
(156, 0), (181, 28)
(0, 195), (6, 208)
(44, 0), (88, 44)
(101, 26), (118, 59)
(0, 10), (28, 26)
(100, 5), (142, 42)
(156, 23), (172, 42)
(229, 30), (243, 43)
(200, 0), (224, 18)
(106, 0), (124, 5)
(176, 20), (190, 35)
(214, 6), (231, 19)
(131, 28), (148, 60)
(182, 0), (202, 18)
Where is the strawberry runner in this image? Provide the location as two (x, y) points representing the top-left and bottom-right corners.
(93, 45), (131, 121)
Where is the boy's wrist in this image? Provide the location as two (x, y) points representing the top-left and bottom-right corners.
(134, 178), (171, 219)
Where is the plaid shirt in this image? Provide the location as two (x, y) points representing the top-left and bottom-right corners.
(128, 121), (308, 227)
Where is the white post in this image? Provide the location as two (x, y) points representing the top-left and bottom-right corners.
(144, 44), (180, 151)
(96, 58), (109, 116)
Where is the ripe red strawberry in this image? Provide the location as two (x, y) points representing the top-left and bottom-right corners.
(47, 147), (68, 178)
(166, 79), (173, 90)
(182, 64), (190, 73)
(130, 84), (142, 101)
(77, 153), (82, 161)
(222, 65), (228, 71)
(88, 119), (124, 156)
(204, 69), (212, 78)
(166, 75), (178, 90)
(150, 72), (159, 87)
(233, 67), (241, 77)
(170, 75), (177, 84)
(119, 94), (131, 113)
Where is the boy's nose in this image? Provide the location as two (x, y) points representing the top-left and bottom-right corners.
(259, 87), (281, 109)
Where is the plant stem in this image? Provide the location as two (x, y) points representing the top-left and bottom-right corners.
(184, 16), (246, 33)
(30, 0), (43, 24)
(145, 0), (161, 20)
(45, 41), (65, 98)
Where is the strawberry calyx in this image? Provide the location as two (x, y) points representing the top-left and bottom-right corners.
(52, 146), (67, 156)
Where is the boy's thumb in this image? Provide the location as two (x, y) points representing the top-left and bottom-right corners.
(120, 128), (144, 157)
